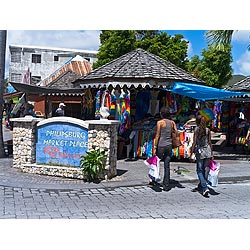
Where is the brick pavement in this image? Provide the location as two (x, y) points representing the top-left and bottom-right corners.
(1, 155), (250, 219)
(1, 181), (250, 219)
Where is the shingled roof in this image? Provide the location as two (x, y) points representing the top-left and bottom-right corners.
(10, 68), (86, 95)
(74, 48), (204, 88)
(47, 70), (80, 88)
(38, 58), (92, 87)
(227, 76), (250, 91)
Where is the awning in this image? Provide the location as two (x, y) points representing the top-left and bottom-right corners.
(171, 82), (250, 101)
(10, 81), (86, 95)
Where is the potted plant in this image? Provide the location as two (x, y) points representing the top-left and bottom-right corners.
(80, 149), (106, 182)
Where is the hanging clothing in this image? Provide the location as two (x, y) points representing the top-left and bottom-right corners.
(148, 90), (160, 115)
(135, 89), (151, 121)
(101, 90), (111, 110)
(95, 90), (102, 119)
(82, 88), (94, 120)
(132, 130), (155, 158)
(110, 89), (121, 120)
(119, 89), (131, 134)
(110, 88), (131, 134)
(167, 92), (177, 113)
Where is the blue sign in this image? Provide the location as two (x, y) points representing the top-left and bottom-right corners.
(36, 121), (88, 167)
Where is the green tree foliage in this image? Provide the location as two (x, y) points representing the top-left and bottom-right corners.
(93, 30), (137, 69)
(93, 30), (189, 69)
(186, 45), (233, 88)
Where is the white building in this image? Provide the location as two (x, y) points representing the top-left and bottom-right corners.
(9, 44), (98, 84)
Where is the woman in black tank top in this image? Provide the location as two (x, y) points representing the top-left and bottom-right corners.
(154, 107), (176, 191)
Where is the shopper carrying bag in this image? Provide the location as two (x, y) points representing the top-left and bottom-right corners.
(154, 107), (176, 192)
(189, 114), (214, 197)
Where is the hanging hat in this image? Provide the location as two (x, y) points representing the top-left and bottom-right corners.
(199, 108), (215, 121)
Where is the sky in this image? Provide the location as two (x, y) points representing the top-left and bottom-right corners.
(167, 30), (250, 76)
(5, 30), (250, 78)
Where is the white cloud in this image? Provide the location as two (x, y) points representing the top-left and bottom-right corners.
(232, 30), (250, 44)
(7, 30), (101, 50)
(236, 50), (250, 75)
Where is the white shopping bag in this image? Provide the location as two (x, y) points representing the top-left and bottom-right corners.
(207, 162), (220, 187)
(144, 155), (161, 182)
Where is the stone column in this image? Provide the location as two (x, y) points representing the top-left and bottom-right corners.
(11, 116), (44, 168)
(86, 120), (120, 179)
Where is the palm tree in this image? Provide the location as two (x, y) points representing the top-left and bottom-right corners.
(205, 30), (235, 51)
(0, 30), (7, 157)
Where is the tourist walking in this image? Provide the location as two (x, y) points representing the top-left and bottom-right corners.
(189, 114), (213, 197)
(154, 107), (176, 191)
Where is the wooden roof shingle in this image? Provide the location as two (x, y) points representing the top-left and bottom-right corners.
(74, 48), (204, 88)
(227, 76), (250, 91)
(47, 70), (80, 88)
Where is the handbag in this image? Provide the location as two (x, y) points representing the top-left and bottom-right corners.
(171, 121), (182, 148)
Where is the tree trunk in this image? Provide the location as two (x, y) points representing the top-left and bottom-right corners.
(0, 30), (7, 157)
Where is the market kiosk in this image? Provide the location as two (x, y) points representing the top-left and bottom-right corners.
(73, 49), (250, 160)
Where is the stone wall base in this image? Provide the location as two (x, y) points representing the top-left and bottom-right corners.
(21, 164), (85, 180)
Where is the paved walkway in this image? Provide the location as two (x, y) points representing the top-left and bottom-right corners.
(1, 151), (250, 190)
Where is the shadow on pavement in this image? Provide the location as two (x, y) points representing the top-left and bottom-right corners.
(170, 179), (185, 189)
(149, 179), (185, 192)
(116, 169), (128, 176)
(150, 185), (162, 192)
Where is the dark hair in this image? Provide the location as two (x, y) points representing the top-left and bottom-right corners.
(196, 114), (206, 138)
(160, 107), (170, 119)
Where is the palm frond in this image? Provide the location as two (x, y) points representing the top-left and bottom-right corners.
(205, 30), (234, 46)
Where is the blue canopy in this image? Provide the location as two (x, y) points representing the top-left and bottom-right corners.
(170, 82), (250, 101)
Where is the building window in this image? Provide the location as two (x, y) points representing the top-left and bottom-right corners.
(32, 54), (41, 63)
(11, 73), (22, 83)
(10, 51), (21, 63)
(54, 55), (59, 61)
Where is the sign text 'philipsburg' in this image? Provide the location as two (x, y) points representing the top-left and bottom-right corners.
(36, 118), (88, 167)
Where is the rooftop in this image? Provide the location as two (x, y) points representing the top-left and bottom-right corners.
(227, 76), (250, 91)
(75, 48), (204, 88)
(9, 44), (98, 55)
